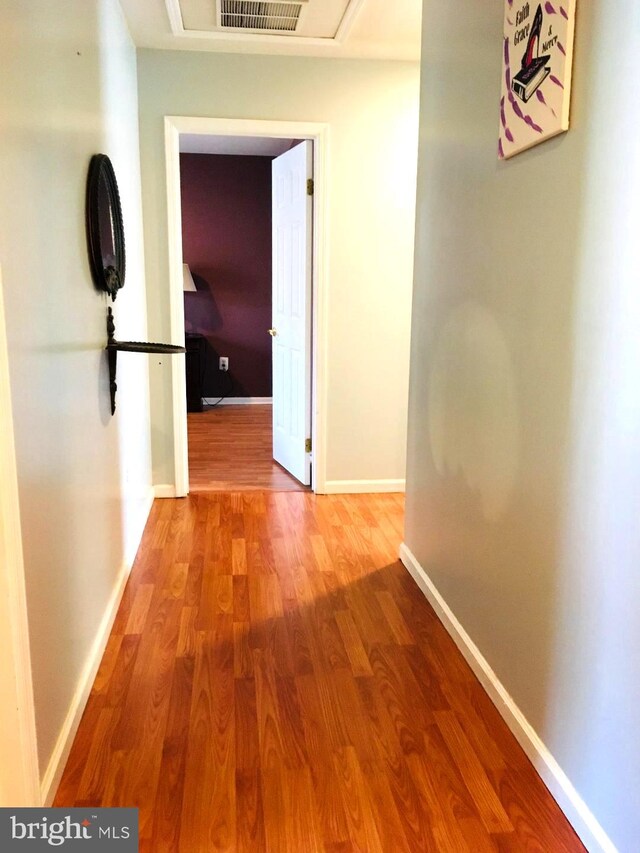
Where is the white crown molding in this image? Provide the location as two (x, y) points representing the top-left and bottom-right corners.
(334, 0), (366, 41)
(165, 0), (184, 33)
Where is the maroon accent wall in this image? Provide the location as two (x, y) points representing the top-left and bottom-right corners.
(180, 153), (272, 398)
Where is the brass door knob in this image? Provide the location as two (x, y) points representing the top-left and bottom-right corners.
(268, 328), (278, 337)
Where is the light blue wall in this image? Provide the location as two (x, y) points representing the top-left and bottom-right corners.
(405, 2), (640, 850)
(0, 0), (152, 777)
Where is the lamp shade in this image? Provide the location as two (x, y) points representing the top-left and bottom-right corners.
(182, 263), (197, 292)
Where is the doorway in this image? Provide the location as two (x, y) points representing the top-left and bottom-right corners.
(164, 117), (329, 496)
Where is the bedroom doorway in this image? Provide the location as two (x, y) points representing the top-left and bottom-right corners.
(164, 117), (328, 495)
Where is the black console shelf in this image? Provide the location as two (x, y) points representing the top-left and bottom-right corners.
(106, 307), (185, 414)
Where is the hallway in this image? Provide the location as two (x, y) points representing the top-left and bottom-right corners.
(54, 491), (583, 851)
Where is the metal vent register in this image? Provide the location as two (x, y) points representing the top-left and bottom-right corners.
(220, 0), (304, 31)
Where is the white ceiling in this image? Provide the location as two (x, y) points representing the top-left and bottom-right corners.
(180, 135), (294, 156)
(119, 0), (422, 61)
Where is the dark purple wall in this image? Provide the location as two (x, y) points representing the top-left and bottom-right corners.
(180, 153), (272, 398)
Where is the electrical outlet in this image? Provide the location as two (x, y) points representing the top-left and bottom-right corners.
(219, 356), (229, 372)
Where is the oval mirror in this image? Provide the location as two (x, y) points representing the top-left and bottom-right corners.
(86, 154), (126, 301)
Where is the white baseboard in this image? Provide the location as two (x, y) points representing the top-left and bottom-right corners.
(398, 543), (617, 853)
(323, 479), (405, 495)
(202, 397), (272, 406)
(40, 487), (154, 805)
(154, 484), (177, 499)
(124, 489), (155, 568)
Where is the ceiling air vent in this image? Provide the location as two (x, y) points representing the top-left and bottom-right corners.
(220, 1), (304, 32)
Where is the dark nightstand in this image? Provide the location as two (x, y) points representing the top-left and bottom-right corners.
(185, 333), (206, 412)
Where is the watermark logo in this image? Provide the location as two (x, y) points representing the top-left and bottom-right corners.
(0, 808), (138, 850)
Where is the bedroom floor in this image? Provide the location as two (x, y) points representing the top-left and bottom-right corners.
(188, 404), (307, 493)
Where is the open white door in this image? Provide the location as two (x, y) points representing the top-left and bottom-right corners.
(271, 141), (313, 486)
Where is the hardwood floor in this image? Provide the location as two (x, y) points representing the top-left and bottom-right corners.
(54, 492), (585, 852)
(188, 404), (306, 492)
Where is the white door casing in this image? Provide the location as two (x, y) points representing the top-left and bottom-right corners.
(271, 141), (313, 485)
(164, 117), (328, 495)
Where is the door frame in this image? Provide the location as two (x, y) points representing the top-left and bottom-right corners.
(0, 265), (40, 805)
(164, 116), (329, 495)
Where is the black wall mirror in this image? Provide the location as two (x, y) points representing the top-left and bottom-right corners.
(85, 153), (186, 416)
(86, 154), (126, 301)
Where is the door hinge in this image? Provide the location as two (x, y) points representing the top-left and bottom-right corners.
(305, 438), (312, 453)
(306, 178), (314, 196)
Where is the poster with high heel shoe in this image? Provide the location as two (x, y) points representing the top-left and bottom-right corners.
(499, 1), (577, 159)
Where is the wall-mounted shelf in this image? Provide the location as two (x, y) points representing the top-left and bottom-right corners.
(106, 307), (185, 415)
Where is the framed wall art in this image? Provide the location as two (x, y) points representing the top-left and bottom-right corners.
(499, 1), (577, 159)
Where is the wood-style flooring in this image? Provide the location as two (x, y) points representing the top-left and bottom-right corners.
(188, 404), (306, 492)
(54, 492), (584, 852)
